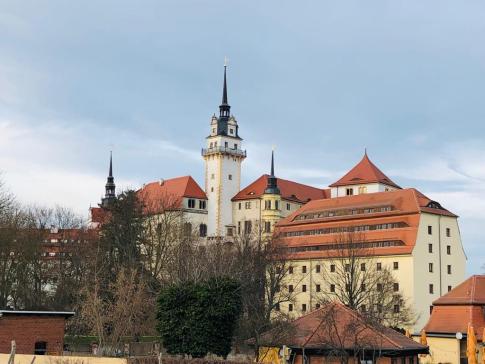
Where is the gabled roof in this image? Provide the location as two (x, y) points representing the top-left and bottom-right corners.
(329, 153), (401, 189)
(138, 176), (207, 201)
(433, 275), (485, 306)
(137, 176), (207, 214)
(424, 275), (485, 340)
(256, 302), (427, 355)
(232, 175), (329, 203)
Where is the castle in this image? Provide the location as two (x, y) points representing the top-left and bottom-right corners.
(90, 65), (466, 332)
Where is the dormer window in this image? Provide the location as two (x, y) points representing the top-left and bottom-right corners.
(188, 199), (195, 208)
(346, 188), (354, 196)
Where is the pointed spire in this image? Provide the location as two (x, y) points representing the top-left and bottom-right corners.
(265, 149), (280, 195)
(101, 151), (116, 207)
(219, 61), (231, 118)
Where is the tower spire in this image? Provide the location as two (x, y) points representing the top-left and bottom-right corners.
(101, 151), (116, 207)
(219, 60), (230, 118)
(265, 149), (280, 195)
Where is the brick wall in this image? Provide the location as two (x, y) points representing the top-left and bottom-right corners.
(0, 315), (66, 354)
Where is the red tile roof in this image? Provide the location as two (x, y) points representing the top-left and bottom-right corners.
(137, 176), (206, 214)
(90, 207), (110, 224)
(432, 275), (485, 305)
(274, 188), (456, 259)
(329, 153), (401, 189)
(256, 302), (428, 354)
(424, 275), (485, 340)
(232, 175), (329, 203)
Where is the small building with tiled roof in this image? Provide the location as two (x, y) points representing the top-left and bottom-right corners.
(253, 301), (428, 363)
(272, 154), (466, 332)
(419, 275), (485, 364)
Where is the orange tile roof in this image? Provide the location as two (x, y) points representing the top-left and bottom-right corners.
(274, 188), (456, 259)
(90, 207), (110, 224)
(232, 174), (329, 203)
(329, 153), (401, 189)
(256, 302), (428, 354)
(424, 275), (485, 340)
(433, 275), (485, 305)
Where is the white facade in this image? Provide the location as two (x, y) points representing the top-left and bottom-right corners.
(330, 182), (398, 198)
(203, 116), (245, 237)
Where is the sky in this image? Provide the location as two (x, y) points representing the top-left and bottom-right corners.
(0, 1), (484, 274)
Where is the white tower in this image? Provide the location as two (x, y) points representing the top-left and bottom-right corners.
(202, 64), (246, 238)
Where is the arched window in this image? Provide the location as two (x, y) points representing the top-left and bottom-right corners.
(199, 224), (207, 237)
(34, 341), (47, 355)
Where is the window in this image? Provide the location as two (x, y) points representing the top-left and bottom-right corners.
(302, 285), (307, 292)
(376, 262), (382, 271)
(447, 265), (452, 274)
(428, 225), (432, 235)
(275, 200), (279, 210)
(330, 264), (336, 272)
(361, 263), (366, 271)
(183, 222), (192, 236)
(447, 245), (451, 255)
(429, 284), (434, 294)
(244, 220), (252, 234)
(393, 304), (400, 313)
(275, 303), (280, 311)
(265, 200), (272, 210)
(316, 265), (321, 273)
(211, 173), (215, 179)
(188, 199), (195, 208)
(393, 261), (399, 270)
(358, 186), (367, 194)
(428, 243), (433, 253)
(199, 224), (207, 237)
(429, 306), (433, 314)
(361, 283), (366, 291)
(448, 285), (452, 292)
(345, 264), (350, 272)
(288, 304), (293, 312)
(330, 284), (336, 292)
(224, 141), (228, 148)
(302, 266), (307, 274)
(34, 341), (47, 355)
(212, 128), (216, 134)
(289, 266), (293, 274)
(287, 203), (291, 210)
(245, 202), (251, 209)
(393, 283), (399, 292)
(377, 283), (383, 292)
(238, 202), (242, 210)
(230, 128), (234, 134)
(228, 174), (232, 180)
(227, 227), (233, 237)
(429, 263), (433, 273)
(234, 143), (237, 149)
(211, 187), (214, 192)
(316, 284), (321, 292)
(302, 304), (307, 312)
(345, 283), (351, 292)
(315, 303), (321, 309)
(346, 188), (354, 196)
(264, 221), (271, 233)
(288, 285), (294, 293)
(446, 228), (451, 237)
(199, 200), (206, 209)
(237, 221), (241, 235)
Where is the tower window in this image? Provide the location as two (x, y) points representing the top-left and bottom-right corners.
(229, 128), (234, 134)
(199, 224), (207, 237)
(228, 174), (232, 180)
(188, 199), (195, 208)
(211, 173), (215, 179)
(212, 128), (216, 134)
(234, 143), (237, 149)
(447, 265), (452, 274)
(447, 245), (451, 255)
(346, 188), (354, 196)
(429, 263), (433, 272)
(446, 228), (451, 237)
(429, 284), (434, 294)
(428, 225), (432, 235)
(211, 187), (214, 192)
(428, 243), (433, 253)
(265, 200), (272, 210)
(275, 200), (279, 210)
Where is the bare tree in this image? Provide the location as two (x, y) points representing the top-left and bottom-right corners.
(317, 232), (416, 328)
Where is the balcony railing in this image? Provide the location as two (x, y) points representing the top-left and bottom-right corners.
(201, 147), (247, 158)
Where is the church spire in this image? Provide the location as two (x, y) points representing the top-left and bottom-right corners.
(101, 151), (116, 207)
(265, 150), (280, 195)
(219, 62), (230, 118)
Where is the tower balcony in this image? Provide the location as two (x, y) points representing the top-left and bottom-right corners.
(201, 146), (247, 158)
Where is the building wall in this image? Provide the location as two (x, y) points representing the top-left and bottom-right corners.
(412, 213), (466, 331)
(330, 183), (398, 198)
(0, 354), (126, 364)
(413, 336), (462, 364)
(0, 315), (66, 355)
